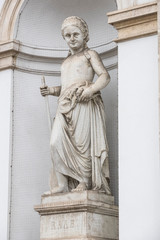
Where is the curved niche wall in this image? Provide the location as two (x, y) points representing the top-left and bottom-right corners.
(14, 0), (117, 51)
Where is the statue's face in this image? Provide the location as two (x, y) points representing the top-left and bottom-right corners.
(63, 25), (84, 50)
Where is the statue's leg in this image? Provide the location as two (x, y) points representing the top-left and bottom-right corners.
(51, 171), (68, 194)
(43, 171), (68, 196)
(50, 147), (69, 194)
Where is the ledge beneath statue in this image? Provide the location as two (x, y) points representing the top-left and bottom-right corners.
(34, 191), (118, 240)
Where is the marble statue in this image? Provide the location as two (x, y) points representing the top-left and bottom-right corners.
(40, 16), (111, 195)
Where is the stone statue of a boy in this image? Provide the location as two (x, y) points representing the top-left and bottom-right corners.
(40, 16), (111, 195)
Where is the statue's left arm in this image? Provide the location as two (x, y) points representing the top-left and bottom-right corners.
(89, 50), (110, 92)
(80, 50), (110, 101)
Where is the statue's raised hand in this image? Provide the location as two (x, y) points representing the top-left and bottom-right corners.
(40, 86), (50, 97)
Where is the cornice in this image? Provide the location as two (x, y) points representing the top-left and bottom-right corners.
(0, 40), (118, 74)
(0, 40), (117, 57)
(34, 202), (118, 217)
(0, 40), (19, 70)
(108, 2), (158, 42)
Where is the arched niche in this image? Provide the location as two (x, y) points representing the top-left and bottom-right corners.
(0, 0), (118, 42)
(3, 1), (118, 240)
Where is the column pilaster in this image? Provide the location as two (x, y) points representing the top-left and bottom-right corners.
(108, 2), (160, 239)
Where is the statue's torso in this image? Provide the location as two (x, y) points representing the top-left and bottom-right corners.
(61, 52), (94, 91)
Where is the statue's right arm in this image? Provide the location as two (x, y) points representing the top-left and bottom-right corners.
(49, 86), (61, 96)
(40, 86), (61, 97)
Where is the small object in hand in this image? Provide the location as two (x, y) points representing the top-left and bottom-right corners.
(40, 76), (49, 97)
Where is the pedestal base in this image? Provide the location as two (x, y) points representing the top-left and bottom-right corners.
(34, 191), (118, 240)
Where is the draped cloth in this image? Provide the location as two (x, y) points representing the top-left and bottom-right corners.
(50, 82), (111, 194)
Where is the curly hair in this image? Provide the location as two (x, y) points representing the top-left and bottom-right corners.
(61, 16), (89, 44)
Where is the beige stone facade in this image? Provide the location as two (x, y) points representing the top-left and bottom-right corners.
(108, 2), (157, 42)
(0, 1), (160, 240)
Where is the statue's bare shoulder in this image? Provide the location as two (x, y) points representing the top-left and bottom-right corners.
(87, 50), (108, 76)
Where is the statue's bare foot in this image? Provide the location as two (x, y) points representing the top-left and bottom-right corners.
(42, 190), (52, 196)
(51, 185), (68, 194)
(42, 186), (68, 196)
(71, 182), (87, 192)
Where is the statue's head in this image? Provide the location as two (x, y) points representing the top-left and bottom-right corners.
(61, 16), (89, 51)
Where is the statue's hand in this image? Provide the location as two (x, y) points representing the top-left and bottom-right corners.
(79, 87), (94, 102)
(76, 87), (84, 98)
(40, 86), (50, 97)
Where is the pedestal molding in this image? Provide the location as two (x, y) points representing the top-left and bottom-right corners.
(35, 191), (118, 240)
(40, 238), (114, 240)
(108, 2), (157, 42)
(34, 203), (118, 217)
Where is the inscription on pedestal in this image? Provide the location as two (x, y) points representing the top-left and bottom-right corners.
(41, 212), (86, 239)
(35, 191), (119, 240)
(50, 219), (75, 230)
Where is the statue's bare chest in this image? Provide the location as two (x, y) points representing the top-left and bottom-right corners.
(61, 55), (91, 76)
(60, 54), (94, 89)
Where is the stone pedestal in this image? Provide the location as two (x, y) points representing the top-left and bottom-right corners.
(34, 191), (118, 240)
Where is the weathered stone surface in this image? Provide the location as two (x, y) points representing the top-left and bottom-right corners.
(108, 2), (157, 42)
(40, 16), (111, 195)
(34, 191), (118, 240)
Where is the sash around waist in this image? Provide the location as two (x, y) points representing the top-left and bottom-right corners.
(58, 82), (102, 114)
